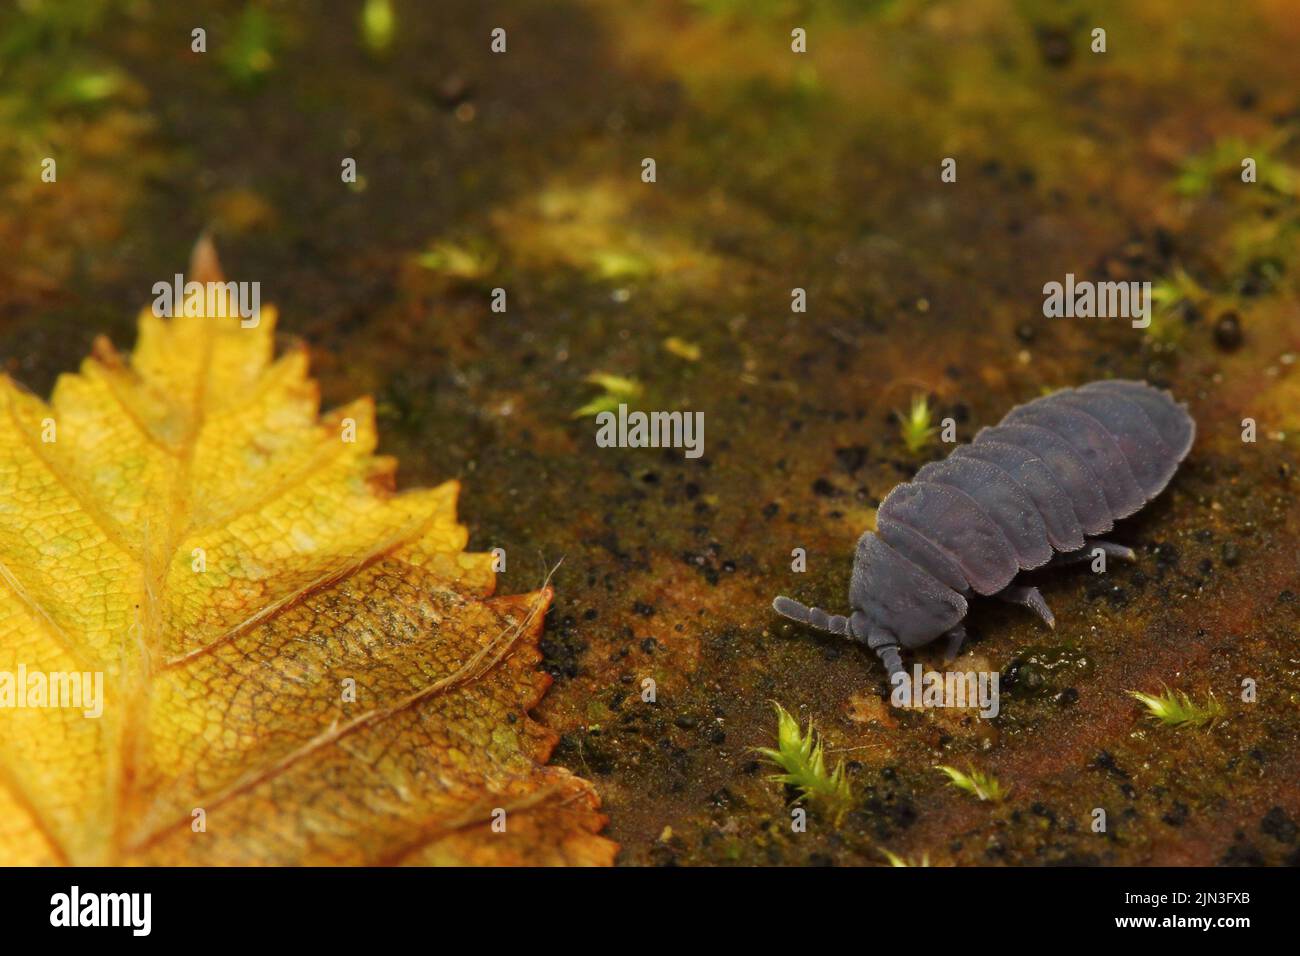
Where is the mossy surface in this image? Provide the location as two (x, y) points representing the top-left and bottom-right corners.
(2, 0), (1298, 866)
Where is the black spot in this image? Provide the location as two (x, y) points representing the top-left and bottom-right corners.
(1213, 311), (1243, 351)
(1235, 257), (1283, 297)
(1090, 750), (1130, 779)
(1261, 806), (1298, 844)
(1220, 840), (1267, 866)
(835, 445), (869, 474)
(1035, 26), (1074, 68)
(811, 477), (841, 498)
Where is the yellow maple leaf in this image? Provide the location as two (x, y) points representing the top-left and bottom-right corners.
(0, 240), (615, 866)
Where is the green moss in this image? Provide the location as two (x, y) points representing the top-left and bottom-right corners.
(589, 249), (654, 280)
(663, 336), (702, 362)
(360, 0), (395, 56)
(935, 765), (1009, 802)
(51, 68), (122, 105)
(572, 372), (644, 418)
(1146, 268), (1207, 349)
(897, 393), (938, 454)
(220, 4), (277, 89)
(413, 239), (497, 282)
(880, 847), (930, 867)
(756, 702), (854, 824)
(1128, 686), (1225, 729)
(1175, 135), (1298, 198)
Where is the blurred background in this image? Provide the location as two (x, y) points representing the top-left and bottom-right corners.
(2, 0), (1299, 865)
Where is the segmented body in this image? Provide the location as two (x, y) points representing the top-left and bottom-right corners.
(875, 379), (1194, 604)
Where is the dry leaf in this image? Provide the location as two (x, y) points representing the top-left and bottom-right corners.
(0, 240), (615, 866)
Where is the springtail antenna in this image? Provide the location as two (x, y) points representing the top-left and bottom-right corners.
(772, 596), (851, 637)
